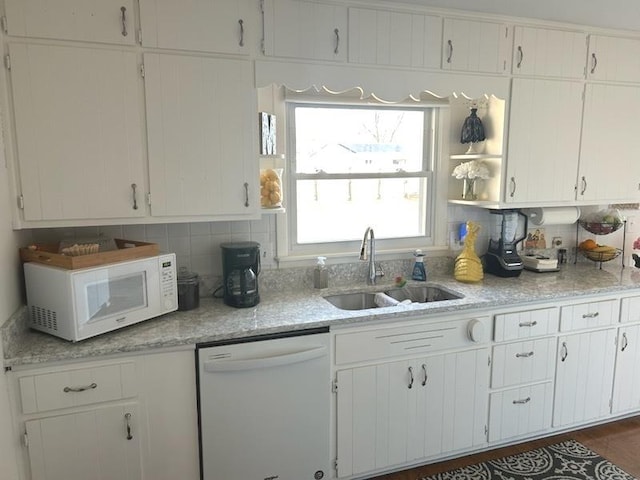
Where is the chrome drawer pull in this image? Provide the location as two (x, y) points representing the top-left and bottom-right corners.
(407, 366), (414, 389)
(512, 397), (531, 405)
(120, 6), (128, 37)
(621, 332), (629, 352)
(238, 19), (244, 47)
(561, 342), (568, 362)
(515, 351), (534, 358)
(518, 321), (538, 327)
(63, 382), (97, 393)
(334, 28), (340, 54)
(590, 52), (598, 74)
(582, 312), (599, 318)
(421, 364), (428, 386)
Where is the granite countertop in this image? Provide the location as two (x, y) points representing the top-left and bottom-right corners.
(4, 263), (640, 368)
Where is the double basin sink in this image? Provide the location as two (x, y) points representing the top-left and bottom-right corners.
(323, 284), (463, 311)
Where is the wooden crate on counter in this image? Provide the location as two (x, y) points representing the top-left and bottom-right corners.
(20, 239), (159, 269)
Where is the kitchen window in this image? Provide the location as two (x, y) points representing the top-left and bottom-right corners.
(284, 97), (443, 259)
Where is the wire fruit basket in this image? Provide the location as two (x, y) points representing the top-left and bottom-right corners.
(578, 221), (623, 235)
(579, 247), (622, 263)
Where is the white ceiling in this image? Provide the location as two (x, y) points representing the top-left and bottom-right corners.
(393, 0), (640, 32)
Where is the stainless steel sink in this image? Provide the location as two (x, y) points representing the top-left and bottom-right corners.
(323, 285), (463, 310)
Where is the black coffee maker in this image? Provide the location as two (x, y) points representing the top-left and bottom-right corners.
(221, 242), (261, 308)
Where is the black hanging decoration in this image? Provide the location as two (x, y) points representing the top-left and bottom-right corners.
(460, 108), (486, 145)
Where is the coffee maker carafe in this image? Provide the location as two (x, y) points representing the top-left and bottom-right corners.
(221, 242), (260, 308)
(484, 209), (528, 277)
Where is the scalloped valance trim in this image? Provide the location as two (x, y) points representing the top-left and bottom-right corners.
(255, 60), (509, 102)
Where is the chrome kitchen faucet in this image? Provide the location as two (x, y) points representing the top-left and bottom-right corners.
(359, 227), (384, 285)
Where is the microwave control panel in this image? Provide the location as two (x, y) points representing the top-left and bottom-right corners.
(159, 254), (178, 311)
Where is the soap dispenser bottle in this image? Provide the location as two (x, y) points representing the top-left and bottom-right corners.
(412, 250), (427, 281)
(314, 256), (328, 289)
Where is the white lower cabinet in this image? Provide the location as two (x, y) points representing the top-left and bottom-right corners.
(553, 328), (617, 428)
(25, 404), (142, 480)
(10, 349), (199, 480)
(488, 382), (554, 442)
(612, 325), (640, 414)
(336, 348), (489, 478)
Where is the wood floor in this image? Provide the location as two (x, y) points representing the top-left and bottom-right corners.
(370, 415), (640, 480)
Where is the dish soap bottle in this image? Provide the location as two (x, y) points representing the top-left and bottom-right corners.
(314, 256), (328, 289)
(412, 250), (427, 281)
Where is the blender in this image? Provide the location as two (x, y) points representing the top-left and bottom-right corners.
(484, 209), (528, 277)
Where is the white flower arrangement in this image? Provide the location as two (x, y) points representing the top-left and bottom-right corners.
(452, 160), (490, 180)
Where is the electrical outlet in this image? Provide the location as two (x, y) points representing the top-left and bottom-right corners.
(552, 237), (563, 247)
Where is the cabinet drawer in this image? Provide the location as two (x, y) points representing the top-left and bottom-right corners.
(491, 337), (557, 388)
(335, 316), (489, 365)
(488, 382), (554, 442)
(560, 299), (619, 332)
(19, 362), (137, 414)
(620, 296), (640, 324)
(493, 307), (559, 342)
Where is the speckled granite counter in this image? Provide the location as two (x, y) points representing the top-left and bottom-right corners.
(4, 263), (640, 368)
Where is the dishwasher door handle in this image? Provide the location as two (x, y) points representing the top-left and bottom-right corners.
(203, 346), (327, 372)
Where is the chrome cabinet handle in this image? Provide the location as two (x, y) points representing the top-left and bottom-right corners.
(622, 332), (629, 352)
(131, 183), (138, 210)
(238, 19), (244, 47)
(421, 364), (428, 386)
(561, 342), (568, 362)
(512, 397), (531, 405)
(63, 382), (97, 393)
(334, 28), (340, 54)
(582, 312), (599, 319)
(516, 351), (534, 358)
(446, 40), (453, 63)
(510, 177), (516, 198)
(580, 176), (588, 195)
(120, 6), (128, 37)
(244, 182), (250, 207)
(124, 412), (133, 440)
(407, 366), (414, 389)
(590, 53), (598, 74)
(519, 321), (538, 328)
(516, 45), (524, 68)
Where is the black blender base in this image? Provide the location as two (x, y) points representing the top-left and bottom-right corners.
(483, 254), (523, 277)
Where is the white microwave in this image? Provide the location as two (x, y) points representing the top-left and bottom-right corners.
(24, 253), (178, 342)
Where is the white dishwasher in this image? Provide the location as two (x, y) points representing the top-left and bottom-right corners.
(197, 328), (331, 480)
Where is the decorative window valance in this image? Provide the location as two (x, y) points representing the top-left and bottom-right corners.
(254, 59), (509, 102)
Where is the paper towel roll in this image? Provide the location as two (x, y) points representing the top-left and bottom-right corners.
(525, 207), (581, 226)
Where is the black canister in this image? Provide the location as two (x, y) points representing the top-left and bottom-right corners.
(177, 268), (200, 311)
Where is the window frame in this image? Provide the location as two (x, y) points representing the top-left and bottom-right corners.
(275, 93), (450, 264)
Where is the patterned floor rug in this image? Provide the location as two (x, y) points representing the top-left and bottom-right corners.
(418, 440), (636, 480)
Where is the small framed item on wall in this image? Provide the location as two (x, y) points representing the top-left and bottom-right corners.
(259, 112), (276, 155)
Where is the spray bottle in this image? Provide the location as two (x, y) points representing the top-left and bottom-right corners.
(412, 250), (427, 281)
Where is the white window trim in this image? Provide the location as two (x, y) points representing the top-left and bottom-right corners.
(274, 92), (452, 267)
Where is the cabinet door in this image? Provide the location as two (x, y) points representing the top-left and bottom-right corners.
(553, 329), (617, 428)
(348, 8), (441, 69)
(139, 0), (251, 55)
(587, 35), (640, 82)
(579, 83), (640, 202)
(612, 325), (640, 414)
(5, 0), (135, 45)
(442, 18), (508, 74)
(9, 43), (146, 221)
(336, 349), (488, 478)
(506, 78), (583, 203)
(144, 53), (259, 217)
(512, 26), (587, 79)
(26, 404), (142, 480)
(263, 0), (347, 62)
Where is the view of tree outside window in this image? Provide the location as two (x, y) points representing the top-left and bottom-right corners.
(289, 104), (433, 245)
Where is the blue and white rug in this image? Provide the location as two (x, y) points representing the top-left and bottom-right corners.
(419, 440), (635, 480)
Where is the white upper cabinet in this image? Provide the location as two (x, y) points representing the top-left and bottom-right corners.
(348, 7), (441, 69)
(139, 0), (253, 55)
(506, 78), (583, 204)
(144, 53), (259, 218)
(578, 83), (640, 202)
(262, 0), (347, 62)
(512, 26), (587, 79)
(442, 18), (508, 74)
(9, 43), (146, 221)
(4, 0), (136, 45)
(587, 35), (640, 83)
